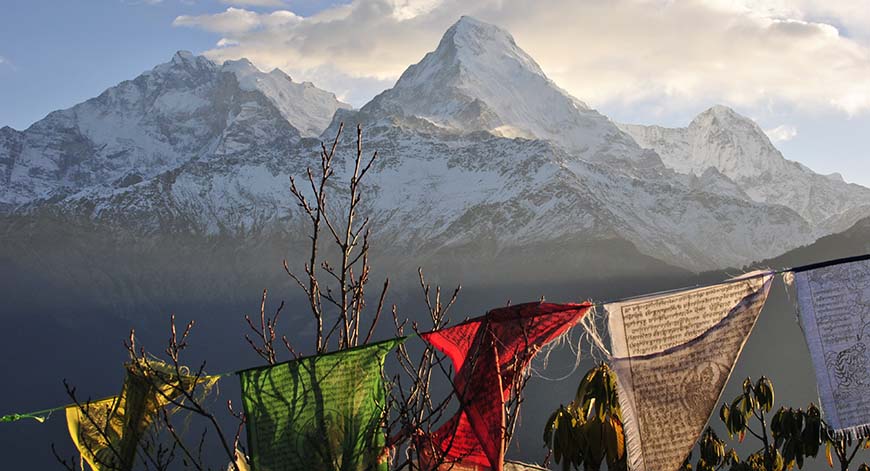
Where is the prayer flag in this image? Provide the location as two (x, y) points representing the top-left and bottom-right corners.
(607, 273), (773, 471)
(239, 338), (403, 471)
(420, 302), (591, 471)
(66, 359), (219, 471)
(788, 257), (870, 439)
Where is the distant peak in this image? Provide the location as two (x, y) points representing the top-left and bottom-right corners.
(826, 172), (845, 182)
(153, 50), (215, 75)
(453, 15), (495, 31)
(690, 104), (757, 131)
(221, 58), (258, 73)
(699, 104), (742, 120)
(269, 68), (291, 80)
(418, 16), (544, 81)
(171, 50), (195, 64)
(226, 57), (254, 66)
(442, 16), (516, 49)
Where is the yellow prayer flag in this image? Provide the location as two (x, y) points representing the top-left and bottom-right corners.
(65, 358), (219, 471)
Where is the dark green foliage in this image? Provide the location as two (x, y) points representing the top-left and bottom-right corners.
(715, 376), (821, 471)
(543, 364), (626, 471)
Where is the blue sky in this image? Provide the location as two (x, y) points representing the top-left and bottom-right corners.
(0, 0), (349, 129)
(1, 0), (868, 186)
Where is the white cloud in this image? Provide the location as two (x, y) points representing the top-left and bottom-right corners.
(219, 0), (288, 7)
(765, 124), (799, 142)
(708, 0), (870, 42)
(0, 56), (16, 72)
(217, 37), (241, 47)
(172, 0), (870, 113)
(172, 7), (300, 34)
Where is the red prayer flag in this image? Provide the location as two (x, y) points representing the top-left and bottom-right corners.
(420, 302), (591, 470)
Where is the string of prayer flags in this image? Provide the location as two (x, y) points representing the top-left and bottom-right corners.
(787, 256), (870, 439)
(607, 272), (774, 471)
(66, 358), (220, 471)
(420, 302), (591, 471)
(238, 338), (404, 471)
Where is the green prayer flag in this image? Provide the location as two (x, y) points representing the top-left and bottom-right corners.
(239, 339), (403, 471)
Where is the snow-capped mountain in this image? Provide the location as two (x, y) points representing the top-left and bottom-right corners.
(37, 115), (811, 271)
(221, 57), (351, 137)
(618, 105), (870, 233)
(4, 16), (863, 274)
(362, 16), (657, 168)
(0, 51), (348, 209)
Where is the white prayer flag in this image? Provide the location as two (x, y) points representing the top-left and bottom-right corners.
(607, 273), (774, 471)
(788, 257), (870, 439)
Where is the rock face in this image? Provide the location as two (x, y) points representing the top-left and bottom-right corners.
(618, 105), (870, 233)
(4, 17), (868, 273)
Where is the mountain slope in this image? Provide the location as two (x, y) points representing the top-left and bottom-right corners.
(221, 57), (350, 137)
(0, 51), (347, 209)
(753, 216), (870, 270)
(618, 106), (870, 233)
(28, 96), (813, 272)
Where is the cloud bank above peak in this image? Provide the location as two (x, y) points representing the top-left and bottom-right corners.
(174, 0), (870, 115)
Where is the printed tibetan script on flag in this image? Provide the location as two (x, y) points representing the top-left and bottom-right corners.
(607, 273), (773, 471)
(239, 338), (403, 471)
(421, 302), (590, 471)
(789, 257), (870, 438)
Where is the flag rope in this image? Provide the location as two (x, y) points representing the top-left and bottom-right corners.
(590, 253), (870, 308)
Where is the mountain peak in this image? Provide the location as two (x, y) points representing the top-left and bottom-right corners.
(362, 17), (650, 165)
(619, 106), (870, 228)
(269, 67), (291, 80)
(690, 106), (770, 146)
(442, 16), (520, 52)
(171, 50), (195, 64)
(433, 16), (546, 79)
(154, 50), (216, 76)
(449, 15), (496, 34)
(826, 172), (845, 182)
(693, 104), (746, 125)
(217, 57), (348, 137)
(220, 57), (260, 84)
(706, 104), (737, 114)
(623, 105), (785, 180)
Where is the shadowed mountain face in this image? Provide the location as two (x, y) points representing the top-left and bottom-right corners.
(0, 15), (867, 471)
(753, 216), (870, 270)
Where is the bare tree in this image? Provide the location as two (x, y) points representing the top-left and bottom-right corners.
(387, 269), (462, 470)
(55, 123), (534, 471)
(245, 123), (539, 471)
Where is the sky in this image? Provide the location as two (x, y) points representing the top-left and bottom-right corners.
(1, 0), (868, 186)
